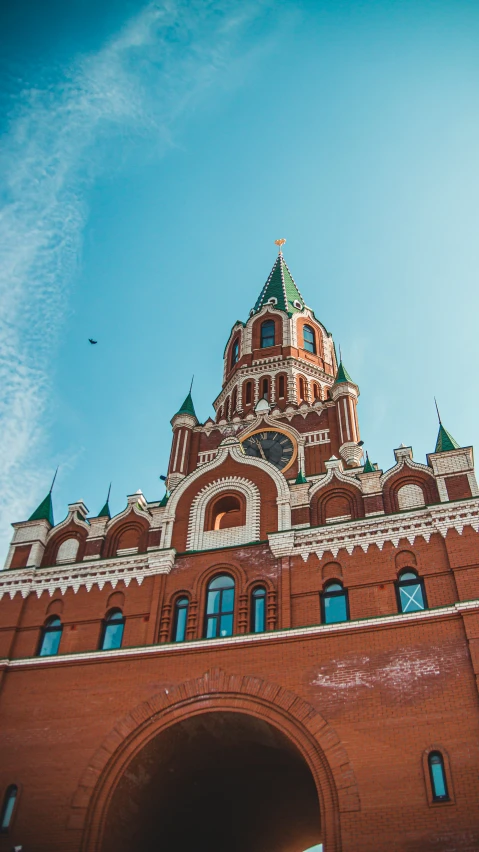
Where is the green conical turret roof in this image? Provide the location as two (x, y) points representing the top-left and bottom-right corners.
(97, 499), (111, 518)
(295, 468), (308, 484)
(175, 390), (196, 418)
(28, 492), (54, 526)
(435, 424), (460, 453)
(362, 454), (375, 474)
(253, 252), (305, 317)
(334, 361), (354, 384)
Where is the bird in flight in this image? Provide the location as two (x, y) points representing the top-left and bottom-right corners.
(88, 339), (98, 345)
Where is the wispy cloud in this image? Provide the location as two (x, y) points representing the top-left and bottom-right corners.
(0, 0), (274, 558)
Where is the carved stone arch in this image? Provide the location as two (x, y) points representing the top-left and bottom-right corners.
(42, 521), (88, 567)
(310, 476), (364, 528)
(187, 477), (260, 550)
(382, 468), (439, 514)
(103, 510), (150, 559)
(192, 559), (248, 603)
(246, 304), (290, 352)
(75, 668), (360, 851)
(309, 466), (363, 500)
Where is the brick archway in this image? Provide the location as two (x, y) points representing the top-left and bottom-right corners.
(76, 669), (360, 852)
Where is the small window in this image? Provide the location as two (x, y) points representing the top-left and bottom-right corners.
(245, 381), (252, 405)
(278, 375), (285, 398)
(231, 339), (239, 368)
(260, 320), (275, 348)
(207, 494), (244, 531)
(321, 581), (349, 624)
(299, 377), (306, 401)
(0, 785), (17, 833)
(313, 383), (320, 400)
(37, 615), (62, 657)
(429, 752), (449, 801)
(205, 575), (235, 639)
(303, 325), (316, 354)
(100, 608), (125, 650)
(173, 597), (189, 643)
(251, 586), (266, 633)
(396, 570), (427, 613)
(262, 378), (269, 399)
(232, 387), (237, 413)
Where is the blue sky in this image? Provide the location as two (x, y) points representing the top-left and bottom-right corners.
(1, 0), (479, 558)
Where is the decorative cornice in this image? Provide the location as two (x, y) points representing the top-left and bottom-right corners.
(3, 598), (478, 669)
(268, 498), (479, 560)
(0, 549), (176, 600)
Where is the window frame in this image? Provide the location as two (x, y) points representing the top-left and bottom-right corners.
(99, 607), (125, 651)
(172, 596), (189, 643)
(320, 581), (349, 625)
(204, 574), (235, 639)
(422, 747), (455, 806)
(231, 338), (239, 368)
(250, 586), (267, 633)
(0, 784), (18, 834)
(278, 375), (285, 399)
(245, 381), (252, 405)
(37, 615), (63, 657)
(428, 752), (449, 802)
(395, 569), (428, 614)
(303, 324), (316, 354)
(260, 319), (275, 349)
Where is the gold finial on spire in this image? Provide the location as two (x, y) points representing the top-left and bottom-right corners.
(274, 238), (286, 254)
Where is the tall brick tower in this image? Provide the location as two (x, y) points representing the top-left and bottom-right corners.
(2, 243), (479, 852)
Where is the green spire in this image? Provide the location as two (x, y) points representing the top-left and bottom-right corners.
(28, 492), (54, 525)
(362, 453), (375, 473)
(295, 468), (308, 484)
(159, 491), (169, 507)
(435, 424), (460, 453)
(97, 484), (111, 518)
(175, 390), (196, 418)
(253, 251), (305, 317)
(335, 361), (354, 384)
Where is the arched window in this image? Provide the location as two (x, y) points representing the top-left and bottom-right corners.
(428, 752), (449, 801)
(262, 377), (269, 399)
(205, 575), (235, 638)
(231, 339), (239, 368)
(321, 581), (349, 624)
(56, 537), (79, 564)
(278, 375), (285, 398)
(313, 383), (320, 400)
(303, 325), (316, 353)
(232, 387), (237, 413)
(100, 608), (125, 650)
(0, 785), (17, 833)
(299, 377), (306, 401)
(396, 570), (427, 613)
(245, 381), (252, 405)
(251, 586), (266, 633)
(37, 615), (62, 657)
(260, 320), (275, 348)
(172, 597), (189, 643)
(206, 494), (244, 531)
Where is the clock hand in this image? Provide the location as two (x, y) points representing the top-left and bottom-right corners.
(253, 437), (267, 462)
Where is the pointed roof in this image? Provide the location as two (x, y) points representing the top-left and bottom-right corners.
(28, 492), (54, 526)
(435, 424), (460, 453)
(362, 454), (375, 474)
(295, 468), (308, 484)
(175, 390), (196, 418)
(97, 499), (111, 518)
(334, 361), (354, 384)
(159, 491), (169, 507)
(253, 252), (305, 317)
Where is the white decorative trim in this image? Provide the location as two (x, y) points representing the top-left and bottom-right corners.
(0, 550), (176, 600)
(198, 450), (217, 465)
(304, 430), (330, 445)
(186, 477), (260, 550)
(380, 454), (435, 488)
(268, 498), (479, 560)
(309, 461), (363, 500)
(3, 598), (478, 669)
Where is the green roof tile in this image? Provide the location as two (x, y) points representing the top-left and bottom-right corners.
(295, 469), (308, 484)
(159, 492), (169, 507)
(253, 253), (305, 317)
(362, 454), (375, 474)
(28, 492), (54, 526)
(175, 391), (197, 418)
(97, 500), (111, 518)
(335, 361), (354, 384)
(435, 424), (460, 453)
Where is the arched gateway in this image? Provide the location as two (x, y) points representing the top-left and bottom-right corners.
(77, 670), (359, 852)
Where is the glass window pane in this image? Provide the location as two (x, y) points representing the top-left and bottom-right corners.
(400, 571), (417, 581)
(207, 590), (221, 614)
(325, 583), (342, 592)
(254, 596), (265, 632)
(399, 583), (424, 612)
(1, 788), (17, 830)
(221, 588), (235, 612)
(174, 606), (188, 642)
(206, 616), (217, 638)
(324, 594), (347, 624)
(220, 614), (233, 637)
(39, 627), (62, 656)
(209, 575), (233, 590)
(430, 757), (447, 798)
(103, 621), (124, 650)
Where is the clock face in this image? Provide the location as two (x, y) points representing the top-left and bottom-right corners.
(242, 430), (295, 471)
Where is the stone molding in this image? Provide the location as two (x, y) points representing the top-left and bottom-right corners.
(186, 476), (261, 550)
(268, 498), (479, 560)
(0, 549), (176, 601)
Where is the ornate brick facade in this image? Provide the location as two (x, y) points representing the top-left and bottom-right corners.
(1, 248), (479, 851)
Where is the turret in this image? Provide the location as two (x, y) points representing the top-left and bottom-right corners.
(4, 473), (57, 569)
(330, 359), (362, 467)
(167, 389), (198, 490)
